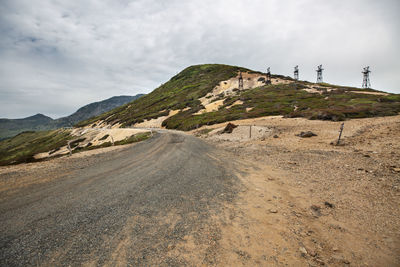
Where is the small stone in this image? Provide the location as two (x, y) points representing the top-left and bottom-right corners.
(310, 205), (322, 216)
(273, 135), (279, 138)
(269, 209), (278, 213)
(331, 255), (350, 264)
(332, 247), (339, 252)
(299, 246), (308, 257)
(296, 131), (317, 138)
(393, 168), (400, 172)
(306, 247), (317, 257)
(324, 201), (335, 208)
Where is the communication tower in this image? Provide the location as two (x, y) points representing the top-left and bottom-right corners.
(294, 65), (299, 80)
(266, 67), (271, 84)
(362, 66), (371, 88)
(316, 65), (323, 83)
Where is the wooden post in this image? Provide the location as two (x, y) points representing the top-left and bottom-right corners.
(336, 123), (344, 145)
(110, 136), (115, 146)
(249, 125), (252, 139)
(67, 141), (72, 156)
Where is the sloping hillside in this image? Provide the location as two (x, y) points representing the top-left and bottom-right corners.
(54, 94), (145, 127)
(0, 94), (144, 139)
(78, 64), (400, 131)
(0, 114), (54, 141)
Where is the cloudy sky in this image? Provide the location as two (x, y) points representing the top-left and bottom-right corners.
(0, 0), (399, 119)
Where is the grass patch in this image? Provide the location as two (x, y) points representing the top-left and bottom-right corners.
(0, 129), (72, 166)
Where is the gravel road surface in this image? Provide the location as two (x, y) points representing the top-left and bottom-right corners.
(0, 132), (239, 266)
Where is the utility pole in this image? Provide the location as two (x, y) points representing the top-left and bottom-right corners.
(362, 66), (371, 88)
(316, 64), (323, 83)
(238, 71), (243, 90)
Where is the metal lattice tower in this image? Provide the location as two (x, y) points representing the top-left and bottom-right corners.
(362, 66), (371, 88)
(294, 65), (299, 80)
(266, 67), (271, 84)
(316, 65), (323, 83)
(238, 71), (243, 90)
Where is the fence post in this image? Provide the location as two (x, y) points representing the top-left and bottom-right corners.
(249, 125), (252, 139)
(110, 136), (115, 146)
(67, 141), (72, 156)
(336, 123), (344, 145)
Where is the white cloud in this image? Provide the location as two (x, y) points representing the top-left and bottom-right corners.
(0, 0), (399, 118)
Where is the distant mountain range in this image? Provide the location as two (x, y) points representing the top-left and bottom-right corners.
(0, 94), (144, 140)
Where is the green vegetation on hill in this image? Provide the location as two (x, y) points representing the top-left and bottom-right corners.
(78, 64), (400, 131)
(162, 83), (400, 130)
(0, 130), (152, 166)
(0, 129), (72, 165)
(77, 64), (251, 127)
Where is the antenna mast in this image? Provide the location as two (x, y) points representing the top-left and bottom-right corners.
(362, 66), (371, 88)
(316, 65), (323, 83)
(238, 71), (243, 90)
(266, 67), (271, 84)
(294, 65), (299, 80)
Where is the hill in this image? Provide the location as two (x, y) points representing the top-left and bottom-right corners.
(77, 64), (400, 130)
(2, 63), (400, 166)
(0, 114), (54, 141)
(0, 94), (144, 140)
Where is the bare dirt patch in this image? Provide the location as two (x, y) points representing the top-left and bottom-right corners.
(193, 115), (400, 266)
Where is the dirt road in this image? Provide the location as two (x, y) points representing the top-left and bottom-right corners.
(1, 117), (399, 266)
(0, 132), (240, 266)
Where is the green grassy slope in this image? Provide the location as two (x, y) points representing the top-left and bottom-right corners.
(0, 130), (152, 166)
(77, 64), (400, 131)
(0, 129), (72, 165)
(174, 83), (400, 129)
(76, 64), (251, 128)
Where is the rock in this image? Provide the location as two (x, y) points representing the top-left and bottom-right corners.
(332, 247), (339, 252)
(315, 258), (325, 265)
(306, 247), (317, 257)
(299, 246), (308, 257)
(296, 131), (317, 138)
(310, 205), (322, 216)
(221, 123), (238, 134)
(273, 134), (279, 138)
(324, 201), (335, 208)
(331, 255), (350, 264)
(393, 168), (400, 172)
(269, 209), (278, 213)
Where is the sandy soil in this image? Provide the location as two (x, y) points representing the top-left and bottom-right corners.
(197, 72), (292, 114)
(350, 91), (389, 96)
(134, 109), (180, 128)
(193, 115), (400, 266)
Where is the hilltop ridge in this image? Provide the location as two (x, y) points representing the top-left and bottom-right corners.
(78, 64), (400, 131)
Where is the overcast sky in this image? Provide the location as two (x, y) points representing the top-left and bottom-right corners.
(0, 0), (399, 119)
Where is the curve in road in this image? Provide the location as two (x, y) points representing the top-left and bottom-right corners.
(0, 132), (240, 266)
